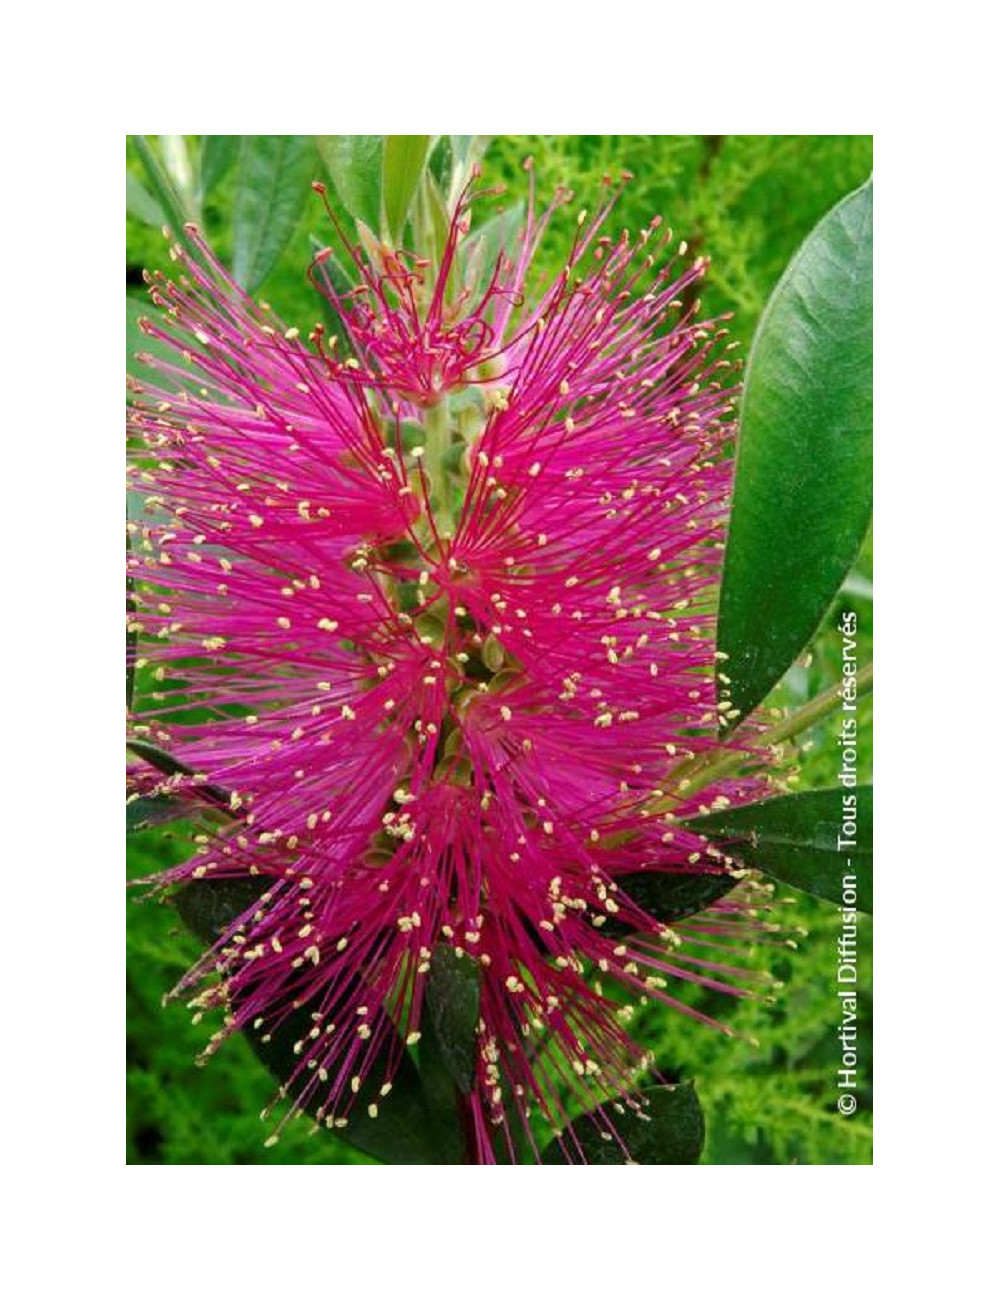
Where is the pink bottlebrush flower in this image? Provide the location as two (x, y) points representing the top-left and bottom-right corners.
(309, 174), (543, 405)
(127, 170), (770, 1163)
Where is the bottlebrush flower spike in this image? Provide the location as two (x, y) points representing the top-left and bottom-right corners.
(127, 171), (772, 1163)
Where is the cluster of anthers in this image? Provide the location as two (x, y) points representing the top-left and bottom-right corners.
(127, 164), (778, 1163)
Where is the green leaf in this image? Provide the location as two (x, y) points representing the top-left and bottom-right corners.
(127, 737), (194, 779)
(684, 786), (872, 911)
(251, 998), (453, 1164)
(126, 738), (231, 810)
(126, 173), (165, 227)
(423, 946), (481, 1094)
(126, 794), (190, 834)
(126, 527), (137, 707)
(174, 874), (269, 944)
(126, 293), (185, 388)
(447, 135), (492, 199)
(541, 1083), (705, 1164)
(718, 178), (873, 725)
(461, 200), (525, 294)
(231, 136), (316, 293)
(414, 172), (454, 292)
(382, 135), (431, 243)
(133, 136), (198, 254)
(200, 134), (239, 197)
(605, 871), (738, 938)
(174, 875), (462, 1164)
(316, 135), (383, 230)
(842, 571), (874, 601)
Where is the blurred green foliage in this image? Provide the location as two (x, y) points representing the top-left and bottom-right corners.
(126, 134), (873, 1164)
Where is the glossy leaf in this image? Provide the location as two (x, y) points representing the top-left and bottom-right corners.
(232, 136), (316, 292)
(158, 136), (197, 209)
(718, 179), (873, 725)
(316, 135), (383, 230)
(382, 135), (431, 242)
(541, 1083), (705, 1164)
(684, 786), (872, 911)
(605, 870), (738, 938)
(423, 946), (480, 1094)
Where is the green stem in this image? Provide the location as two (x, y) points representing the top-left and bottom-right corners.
(424, 401), (453, 537)
(677, 661), (874, 797)
(756, 661), (873, 751)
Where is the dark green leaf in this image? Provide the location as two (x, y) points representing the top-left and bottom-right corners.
(423, 946), (481, 1094)
(174, 874), (269, 943)
(126, 738), (231, 809)
(541, 1083), (705, 1164)
(126, 173), (165, 227)
(252, 998), (455, 1164)
(127, 737), (194, 779)
(232, 136), (316, 292)
(200, 135), (239, 197)
(126, 794), (190, 834)
(382, 135), (431, 243)
(605, 870), (738, 938)
(718, 179), (873, 725)
(427, 136), (453, 188)
(316, 135), (383, 230)
(684, 786), (872, 911)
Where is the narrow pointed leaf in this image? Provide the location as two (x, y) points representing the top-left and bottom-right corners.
(718, 179), (873, 725)
(382, 135), (431, 242)
(232, 135), (316, 292)
(684, 786), (872, 911)
(541, 1083), (705, 1164)
(316, 135), (383, 230)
